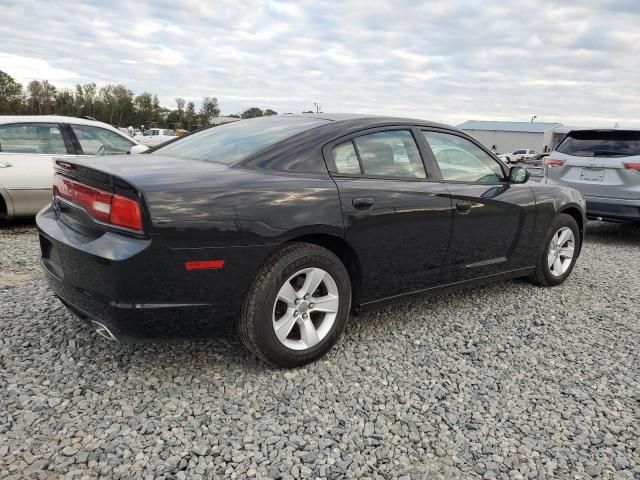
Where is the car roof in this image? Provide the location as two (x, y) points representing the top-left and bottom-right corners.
(0, 115), (122, 130)
(285, 113), (457, 130)
(0, 115), (140, 143)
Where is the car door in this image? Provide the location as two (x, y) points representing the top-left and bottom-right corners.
(325, 127), (452, 303)
(420, 129), (536, 282)
(0, 122), (76, 215)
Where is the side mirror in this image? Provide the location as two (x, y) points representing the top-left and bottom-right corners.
(130, 144), (149, 155)
(509, 166), (529, 184)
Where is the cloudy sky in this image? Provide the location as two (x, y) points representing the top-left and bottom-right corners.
(1, 0), (639, 126)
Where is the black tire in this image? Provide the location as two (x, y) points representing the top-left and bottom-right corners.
(528, 213), (581, 286)
(238, 242), (351, 368)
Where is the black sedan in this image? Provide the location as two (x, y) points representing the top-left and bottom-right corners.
(37, 114), (586, 367)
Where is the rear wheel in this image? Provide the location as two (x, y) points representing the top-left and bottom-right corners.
(528, 213), (580, 286)
(238, 243), (351, 367)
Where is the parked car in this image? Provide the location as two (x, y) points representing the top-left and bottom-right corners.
(521, 153), (549, 181)
(544, 129), (640, 223)
(0, 116), (148, 218)
(134, 128), (177, 147)
(36, 114), (585, 367)
(500, 149), (536, 164)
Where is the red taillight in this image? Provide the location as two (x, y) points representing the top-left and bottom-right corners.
(53, 174), (143, 232)
(110, 194), (143, 230)
(184, 260), (225, 271)
(623, 162), (640, 173)
(543, 157), (566, 168)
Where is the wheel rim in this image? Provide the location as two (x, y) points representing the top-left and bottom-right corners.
(272, 267), (339, 351)
(547, 226), (575, 277)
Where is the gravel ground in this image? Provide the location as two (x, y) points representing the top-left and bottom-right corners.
(0, 220), (639, 480)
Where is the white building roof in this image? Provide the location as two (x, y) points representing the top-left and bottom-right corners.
(458, 120), (562, 133)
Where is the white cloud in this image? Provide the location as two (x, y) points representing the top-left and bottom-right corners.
(0, 0), (639, 126)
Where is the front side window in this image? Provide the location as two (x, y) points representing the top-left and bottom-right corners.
(422, 131), (504, 183)
(71, 125), (135, 155)
(353, 130), (426, 178)
(0, 123), (67, 154)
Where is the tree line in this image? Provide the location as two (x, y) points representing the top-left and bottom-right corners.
(0, 70), (278, 130)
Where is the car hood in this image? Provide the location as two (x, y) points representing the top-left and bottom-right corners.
(65, 154), (232, 192)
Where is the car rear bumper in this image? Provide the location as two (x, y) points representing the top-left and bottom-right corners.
(584, 196), (640, 223)
(36, 205), (265, 342)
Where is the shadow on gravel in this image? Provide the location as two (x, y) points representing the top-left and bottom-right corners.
(585, 221), (640, 246)
(0, 218), (36, 229)
(59, 311), (267, 373)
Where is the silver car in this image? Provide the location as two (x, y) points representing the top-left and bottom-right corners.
(544, 129), (640, 223)
(0, 116), (147, 218)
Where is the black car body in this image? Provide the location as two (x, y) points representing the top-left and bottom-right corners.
(37, 114), (586, 366)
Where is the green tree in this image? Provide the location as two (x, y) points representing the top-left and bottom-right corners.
(134, 92), (155, 127)
(27, 80), (57, 114)
(0, 70), (24, 113)
(175, 97), (185, 124)
(55, 88), (75, 116)
(200, 97), (220, 125)
(241, 107), (264, 119)
(185, 101), (196, 130)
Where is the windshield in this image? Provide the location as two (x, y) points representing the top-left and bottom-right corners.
(153, 116), (329, 165)
(556, 130), (640, 157)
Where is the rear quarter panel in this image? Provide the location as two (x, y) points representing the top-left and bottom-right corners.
(142, 167), (344, 304)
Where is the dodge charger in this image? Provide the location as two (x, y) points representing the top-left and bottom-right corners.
(36, 114), (586, 367)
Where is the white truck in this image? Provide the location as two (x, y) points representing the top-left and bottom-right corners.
(499, 148), (536, 164)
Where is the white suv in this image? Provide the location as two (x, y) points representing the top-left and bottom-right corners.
(0, 116), (147, 218)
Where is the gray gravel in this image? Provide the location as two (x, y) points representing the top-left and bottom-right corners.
(1, 220), (639, 479)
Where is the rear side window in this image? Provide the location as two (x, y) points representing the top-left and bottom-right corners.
(154, 116), (329, 165)
(71, 125), (134, 155)
(556, 130), (640, 157)
(353, 130), (426, 178)
(333, 141), (361, 174)
(0, 123), (67, 154)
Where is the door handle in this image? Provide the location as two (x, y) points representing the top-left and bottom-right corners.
(0, 161), (13, 168)
(455, 201), (472, 213)
(352, 197), (374, 209)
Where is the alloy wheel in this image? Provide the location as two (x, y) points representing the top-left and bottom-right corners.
(272, 267), (339, 350)
(547, 226), (575, 277)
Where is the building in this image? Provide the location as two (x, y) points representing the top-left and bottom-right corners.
(458, 120), (565, 154)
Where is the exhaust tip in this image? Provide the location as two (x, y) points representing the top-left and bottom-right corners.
(91, 320), (118, 341)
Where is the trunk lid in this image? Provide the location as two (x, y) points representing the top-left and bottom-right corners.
(66, 154), (229, 192)
(52, 154), (239, 238)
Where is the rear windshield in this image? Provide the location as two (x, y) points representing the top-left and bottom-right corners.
(153, 116), (329, 164)
(556, 130), (640, 157)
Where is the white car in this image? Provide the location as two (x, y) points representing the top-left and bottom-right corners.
(134, 128), (177, 147)
(501, 149), (536, 164)
(0, 115), (148, 218)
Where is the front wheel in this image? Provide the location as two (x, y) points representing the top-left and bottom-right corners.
(528, 213), (581, 286)
(238, 243), (351, 367)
